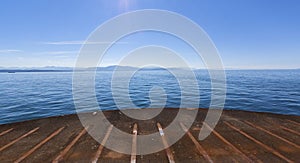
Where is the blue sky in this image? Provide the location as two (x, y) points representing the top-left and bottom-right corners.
(0, 0), (299, 69)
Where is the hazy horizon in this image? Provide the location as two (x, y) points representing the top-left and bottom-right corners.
(0, 65), (299, 70)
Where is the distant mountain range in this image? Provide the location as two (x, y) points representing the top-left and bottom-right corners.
(0, 66), (298, 73)
(0, 65), (194, 73)
(0, 66), (73, 73)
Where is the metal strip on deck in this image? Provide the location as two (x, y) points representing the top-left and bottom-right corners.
(0, 109), (299, 162)
(157, 123), (175, 163)
(202, 122), (253, 162)
(15, 127), (65, 163)
(131, 123), (138, 163)
(91, 125), (113, 163)
(52, 127), (88, 163)
(244, 120), (300, 149)
(287, 120), (300, 126)
(280, 125), (300, 137)
(0, 127), (39, 152)
(179, 123), (213, 163)
(0, 128), (14, 137)
(224, 121), (293, 163)
(264, 118), (300, 137)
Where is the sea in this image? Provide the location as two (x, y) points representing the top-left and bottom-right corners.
(0, 69), (299, 124)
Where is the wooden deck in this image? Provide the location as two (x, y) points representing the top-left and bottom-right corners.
(0, 108), (299, 162)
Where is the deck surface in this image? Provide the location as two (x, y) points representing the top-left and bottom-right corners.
(0, 108), (299, 163)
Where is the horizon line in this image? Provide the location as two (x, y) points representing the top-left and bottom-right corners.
(0, 65), (299, 71)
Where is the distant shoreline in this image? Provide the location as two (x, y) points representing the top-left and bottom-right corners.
(0, 66), (299, 73)
(0, 70), (73, 73)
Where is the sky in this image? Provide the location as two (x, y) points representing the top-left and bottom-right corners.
(0, 0), (299, 69)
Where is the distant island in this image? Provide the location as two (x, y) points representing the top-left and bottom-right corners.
(0, 65), (194, 73)
(0, 65), (298, 73)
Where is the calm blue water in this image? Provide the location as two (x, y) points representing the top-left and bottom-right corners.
(0, 70), (299, 124)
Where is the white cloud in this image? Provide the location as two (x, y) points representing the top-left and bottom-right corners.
(42, 40), (129, 45)
(0, 49), (23, 53)
(35, 51), (78, 55)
